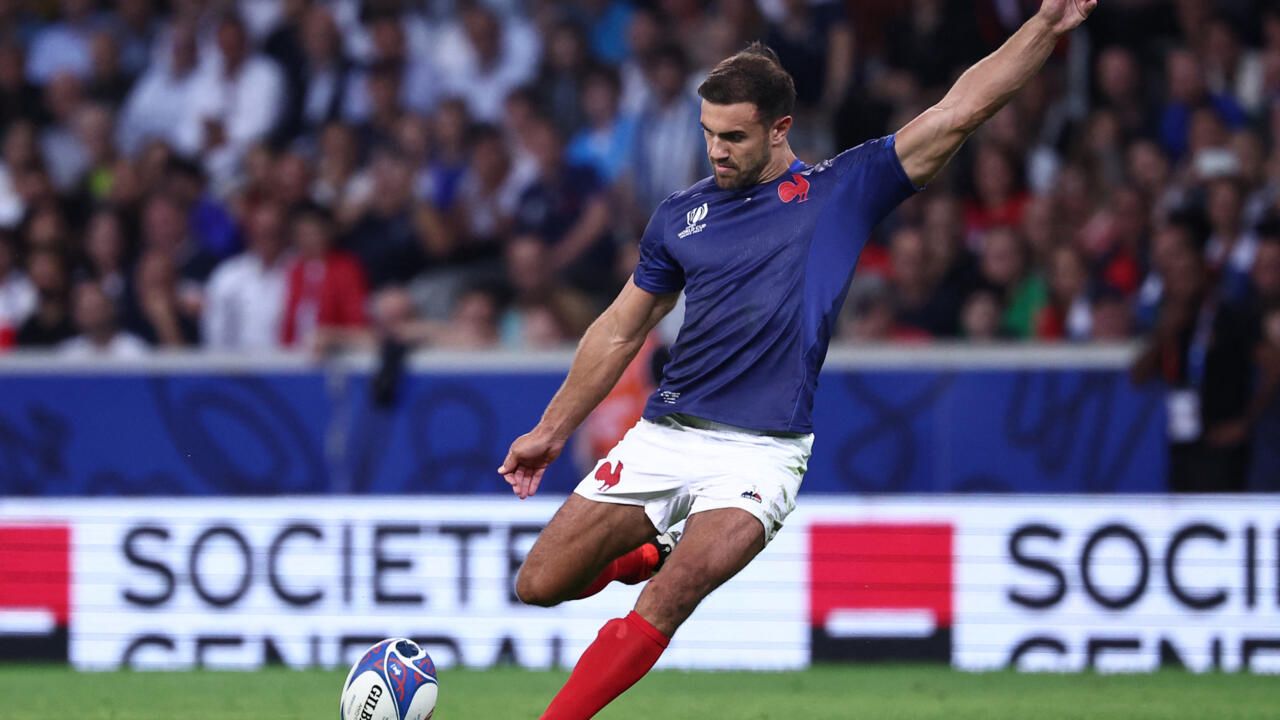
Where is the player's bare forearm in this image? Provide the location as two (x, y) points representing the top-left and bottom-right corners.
(499, 279), (677, 498)
(537, 287), (670, 443)
(896, 0), (1096, 186)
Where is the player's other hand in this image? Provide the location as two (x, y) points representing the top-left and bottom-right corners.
(498, 429), (564, 500)
(1036, 0), (1097, 35)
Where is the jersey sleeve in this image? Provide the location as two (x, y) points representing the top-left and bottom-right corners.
(830, 134), (921, 226)
(632, 199), (685, 294)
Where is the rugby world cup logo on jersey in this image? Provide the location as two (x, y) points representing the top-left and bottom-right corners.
(678, 203), (709, 238)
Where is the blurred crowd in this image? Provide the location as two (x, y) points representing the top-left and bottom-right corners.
(0, 0), (1278, 367)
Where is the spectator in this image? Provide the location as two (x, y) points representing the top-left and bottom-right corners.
(922, 194), (980, 318)
(116, 22), (201, 157)
(16, 248), (75, 347)
(1075, 185), (1144, 296)
(85, 29), (132, 106)
(353, 59), (405, 154)
(167, 155), (241, 260)
(837, 277), (897, 342)
(567, 66), (638, 185)
(1204, 177), (1257, 304)
(1091, 289), (1135, 341)
(59, 280), (148, 358)
(574, 0), (629, 63)
(506, 298), (575, 349)
(499, 234), (594, 345)
(128, 248), (199, 347)
(344, 150), (437, 289)
(0, 120), (40, 229)
(1137, 220), (1198, 332)
(421, 99), (472, 213)
(1035, 245), (1091, 341)
(40, 73), (90, 191)
(618, 7), (661, 114)
(436, 4), (537, 122)
(1243, 233), (1280, 490)
(535, 20), (591, 138)
(281, 203), (367, 350)
(140, 192), (220, 292)
(177, 13), (285, 186)
(964, 144), (1029, 242)
(1132, 238), (1256, 492)
(515, 117), (614, 298)
(0, 42), (44, 133)
(26, 0), (102, 86)
(432, 285), (501, 349)
(1159, 48), (1247, 160)
(1093, 45), (1151, 139)
(763, 0), (852, 156)
(887, 226), (954, 337)
(960, 288), (1003, 341)
(112, 0), (161, 78)
(314, 122), (363, 218)
(453, 123), (533, 265)
(201, 202), (291, 351)
(1203, 15), (1264, 115)
(271, 150), (315, 213)
(629, 44), (705, 218)
(71, 103), (118, 205)
(288, 4), (351, 140)
(978, 226), (1046, 339)
(0, 230), (35, 347)
(79, 208), (129, 307)
(343, 11), (438, 123)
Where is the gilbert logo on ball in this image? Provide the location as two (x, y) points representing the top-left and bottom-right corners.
(341, 638), (438, 720)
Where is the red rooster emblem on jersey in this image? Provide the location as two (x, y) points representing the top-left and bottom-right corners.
(595, 461), (623, 490)
(778, 173), (810, 203)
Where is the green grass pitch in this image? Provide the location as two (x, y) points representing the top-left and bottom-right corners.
(1, 664), (1277, 719)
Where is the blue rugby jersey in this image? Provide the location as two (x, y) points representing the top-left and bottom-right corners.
(633, 134), (919, 434)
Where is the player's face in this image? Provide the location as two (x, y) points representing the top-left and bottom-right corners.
(701, 101), (775, 190)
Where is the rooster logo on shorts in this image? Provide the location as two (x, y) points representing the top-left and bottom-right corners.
(595, 461), (623, 490)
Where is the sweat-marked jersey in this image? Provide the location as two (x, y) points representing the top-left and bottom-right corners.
(633, 134), (919, 434)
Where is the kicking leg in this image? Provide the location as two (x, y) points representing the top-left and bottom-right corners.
(540, 508), (765, 719)
(515, 494), (658, 607)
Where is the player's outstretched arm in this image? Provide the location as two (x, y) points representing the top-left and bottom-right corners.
(498, 278), (679, 499)
(895, 0), (1096, 187)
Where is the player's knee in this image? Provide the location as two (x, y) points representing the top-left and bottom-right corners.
(514, 564), (564, 608)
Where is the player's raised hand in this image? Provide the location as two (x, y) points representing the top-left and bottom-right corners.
(498, 429), (564, 500)
(1037, 0), (1097, 35)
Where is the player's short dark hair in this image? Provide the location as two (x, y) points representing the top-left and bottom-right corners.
(697, 42), (796, 125)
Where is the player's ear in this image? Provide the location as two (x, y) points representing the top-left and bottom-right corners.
(770, 115), (793, 146)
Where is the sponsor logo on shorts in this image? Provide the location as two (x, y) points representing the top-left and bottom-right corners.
(741, 488), (763, 504)
(595, 461), (623, 491)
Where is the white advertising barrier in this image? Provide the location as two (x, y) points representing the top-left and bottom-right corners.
(801, 496), (1280, 673)
(0, 497), (807, 671)
(0, 495), (1276, 672)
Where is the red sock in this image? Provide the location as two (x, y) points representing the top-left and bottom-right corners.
(575, 543), (659, 599)
(540, 612), (669, 720)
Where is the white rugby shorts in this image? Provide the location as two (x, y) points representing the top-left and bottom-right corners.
(573, 415), (814, 543)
